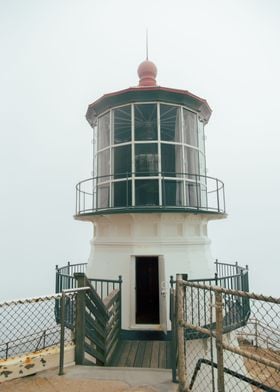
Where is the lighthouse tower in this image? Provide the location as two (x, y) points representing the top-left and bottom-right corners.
(75, 59), (226, 334)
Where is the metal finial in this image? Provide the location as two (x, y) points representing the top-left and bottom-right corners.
(146, 28), (149, 60)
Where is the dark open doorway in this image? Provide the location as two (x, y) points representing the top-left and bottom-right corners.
(136, 256), (159, 324)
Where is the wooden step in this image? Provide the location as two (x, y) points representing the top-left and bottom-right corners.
(109, 340), (171, 369)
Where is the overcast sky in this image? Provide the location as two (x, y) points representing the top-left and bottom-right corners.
(1, 0), (280, 300)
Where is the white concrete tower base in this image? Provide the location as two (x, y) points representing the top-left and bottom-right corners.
(78, 212), (224, 331)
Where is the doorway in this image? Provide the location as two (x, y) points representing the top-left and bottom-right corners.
(135, 256), (159, 324)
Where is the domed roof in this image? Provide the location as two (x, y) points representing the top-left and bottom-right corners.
(137, 60), (157, 87)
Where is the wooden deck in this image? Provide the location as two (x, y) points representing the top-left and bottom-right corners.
(109, 340), (171, 369)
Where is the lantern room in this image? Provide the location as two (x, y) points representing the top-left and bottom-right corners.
(76, 60), (225, 217)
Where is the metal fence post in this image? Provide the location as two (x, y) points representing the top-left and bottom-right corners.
(255, 319), (259, 348)
(55, 265), (59, 293)
(215, 290), (225, 392)
(216, 178), (220, 212)
(74, 273), (86, 365)
(170, 286), (177, 383)
(118, 275), (122, 332)
(59, 292), (66, 375)
(176, 274), (189, 392)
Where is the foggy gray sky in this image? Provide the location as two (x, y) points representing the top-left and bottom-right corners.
(1, 0), (280, 300)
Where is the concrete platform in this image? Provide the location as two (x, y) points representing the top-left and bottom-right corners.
(0, 365), (178, 391)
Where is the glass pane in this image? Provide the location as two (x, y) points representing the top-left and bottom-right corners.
(160, 104), (181, 142)
(185, 182), (200, 208)
(199, 152), (206, 177)
(161, 144), (183, 176)
(97, 112), (110, 150)
(97, 184), (109, 209)
(113, 105), (131, 144)
(200, 184), (207, 209)
(135, 180), (159, 206)
(184, 147), (199, 175)
(113, 145), (131, 179)
(113, 180), (132, 207)
(135, 104), (157, 140)
(183, 109), (198, 147)
(135, 144), (158, 176)
(198, 119), (205, 154)
(97, 149), (110, 179)
(162, 180), (183, 206)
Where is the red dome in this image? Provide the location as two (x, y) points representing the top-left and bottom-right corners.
(137, 60), (157, 87)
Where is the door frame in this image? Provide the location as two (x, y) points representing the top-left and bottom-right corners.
(130, 255), (167, 331)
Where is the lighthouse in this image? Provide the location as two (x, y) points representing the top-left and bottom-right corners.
(75, 58), (226, 335)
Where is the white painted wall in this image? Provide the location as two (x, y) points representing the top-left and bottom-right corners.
(77, 212), (224, 331)
(78, 211), (251, 389)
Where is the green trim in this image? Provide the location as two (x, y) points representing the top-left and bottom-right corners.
(120, 330), (171, 341)
(75, 206), (226, 218)
(86, 88), (211, 124)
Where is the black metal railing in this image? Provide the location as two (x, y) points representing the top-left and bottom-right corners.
(75, 171), (225, 216)
(0, 327), (60, 360)
(170, 261), (250, 342)
(55, 262), (87, 293)
(55, 262), (122, 300)
(0, 294), (73, 361)
(187, 262), (250, 338)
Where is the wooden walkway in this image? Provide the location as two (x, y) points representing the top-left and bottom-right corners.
(109, 340), (171, 369)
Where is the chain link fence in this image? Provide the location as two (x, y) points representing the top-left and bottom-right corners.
(0, 293), (75, 360)
(175, 276), (280, 392)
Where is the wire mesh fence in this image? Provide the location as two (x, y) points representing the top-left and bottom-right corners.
(0, 293), (75, 360)
(175, 275), (280, 392)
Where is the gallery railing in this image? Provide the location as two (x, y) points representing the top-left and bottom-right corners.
(56, 262), (87, 292)
(55, 262), (122, 300)
(170, 261), (250, 341)
(75, 172), (225, 216)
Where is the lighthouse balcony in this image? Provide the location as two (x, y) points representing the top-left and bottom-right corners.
(75, 172), (225, 217)
(172, 261), (250, 340)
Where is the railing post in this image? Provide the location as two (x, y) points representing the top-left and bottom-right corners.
(255, 319), (259, 348)
(216, 178), (220, 212)
(74, 273), (86, 365)
(195, 175), (199, 209)
(118, 275), (122, 332)
(215, 290), (225, 392)
(59, 291), (66, 375)
(83, 191), (85, 213)
(43, 330), (46, 349)
(170, 284), (177, 383)
(222, 182), (226, 213)
(55, 265), (59, 293)
(176, 274), (189, 391)
(96, 182), (99, 211)
(126, 173), (129, 207)
(215, 259), (218, 275)
(170, 275), (174, 289)
(5, 342), (9, 360)
(162, 176), (165, 207)
(78, 184), (81, 215)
